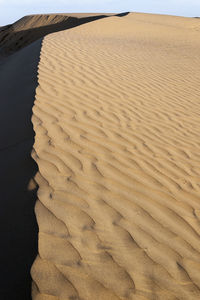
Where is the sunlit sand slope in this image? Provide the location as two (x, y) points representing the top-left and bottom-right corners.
(32, 13), (200, 300)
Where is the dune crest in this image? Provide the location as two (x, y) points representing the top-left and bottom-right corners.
(31, 13), (200, 300)
(0, 13), (128, 55)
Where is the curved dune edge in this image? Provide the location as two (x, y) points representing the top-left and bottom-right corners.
(31, 13), (200, 300)
(0, 12), (128, 55)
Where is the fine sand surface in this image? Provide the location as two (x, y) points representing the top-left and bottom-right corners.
(31, 12), (200, 300)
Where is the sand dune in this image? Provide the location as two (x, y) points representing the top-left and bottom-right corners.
(0, 12), (128, 55)
(30, 13), (200, 300)
(0, 13), (128, 299)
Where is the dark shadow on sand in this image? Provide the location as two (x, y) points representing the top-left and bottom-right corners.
(0, 39), (42, 300)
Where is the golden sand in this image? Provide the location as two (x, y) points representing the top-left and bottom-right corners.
(30, 13), (200, 300)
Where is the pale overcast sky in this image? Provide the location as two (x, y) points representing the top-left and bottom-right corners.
(0, 0), (200, 25)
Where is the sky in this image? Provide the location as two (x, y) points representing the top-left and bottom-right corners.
(0, 0), (200, 26)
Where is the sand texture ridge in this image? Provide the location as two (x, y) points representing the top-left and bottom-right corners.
(31, 13), (200, 300)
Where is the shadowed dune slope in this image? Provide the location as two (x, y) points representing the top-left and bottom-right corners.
(31, 12), (200, 300)
(0, 12), (129, 55)
(0, 39), (42, 299)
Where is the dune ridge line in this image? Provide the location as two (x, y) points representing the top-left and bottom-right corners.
(0, 12), (129, 55)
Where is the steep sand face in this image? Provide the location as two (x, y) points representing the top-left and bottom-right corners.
(32, 13), (200, 300)
(0, 39), (42, 299)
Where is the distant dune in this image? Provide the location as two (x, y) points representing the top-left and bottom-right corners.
(1, 11), (200, 300)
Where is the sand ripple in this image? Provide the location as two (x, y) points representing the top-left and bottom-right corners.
(31, 13), (200, 300)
